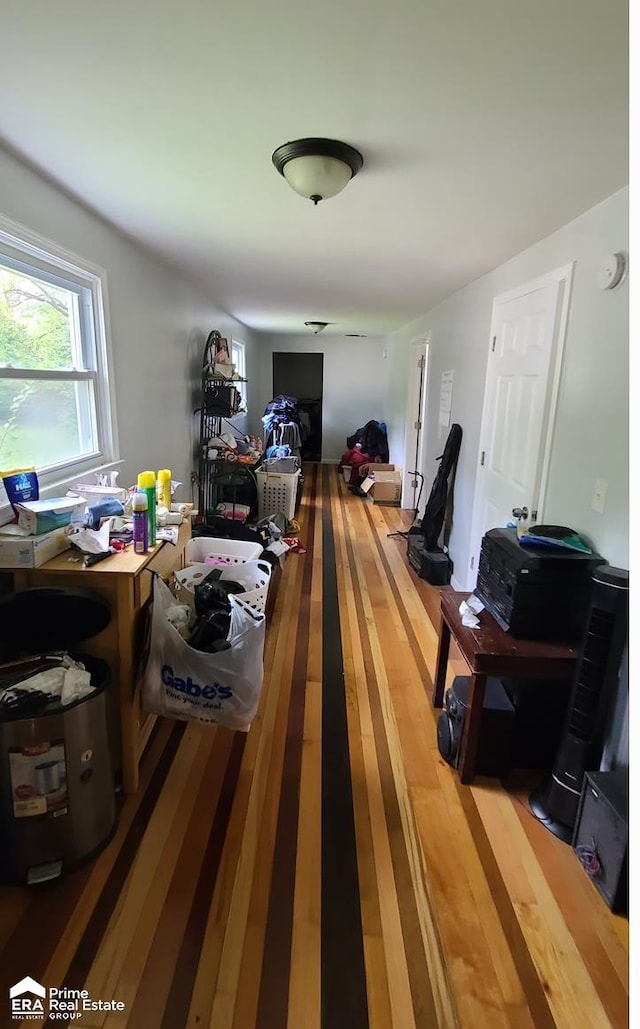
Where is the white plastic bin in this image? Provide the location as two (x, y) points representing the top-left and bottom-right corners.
(256, 470), (301, 521)
(185, 537), (263, 566)
(174, 559), (271, 613)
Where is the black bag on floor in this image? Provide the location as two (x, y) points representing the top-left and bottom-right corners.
(421, 424), (463, 551)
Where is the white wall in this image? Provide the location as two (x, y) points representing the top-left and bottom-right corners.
(386, 187), (629, 591)
(0, 145), (260, 503)
(386, 187), (629, 770)
(257, 335), (389, 461)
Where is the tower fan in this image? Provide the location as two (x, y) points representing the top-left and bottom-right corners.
(530, 565), (628, 842)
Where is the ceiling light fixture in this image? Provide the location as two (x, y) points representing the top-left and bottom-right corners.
(272, 138), (364, 205)
(305, 321), (330, 334)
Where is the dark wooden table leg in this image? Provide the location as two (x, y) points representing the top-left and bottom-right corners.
(458, 673), (487, 785)
(432, 613), (451, 708)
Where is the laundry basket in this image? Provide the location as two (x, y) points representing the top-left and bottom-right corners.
(174, 560), (271, 613)
(256, 470), (301, 521)
(185, 537), (263, 566)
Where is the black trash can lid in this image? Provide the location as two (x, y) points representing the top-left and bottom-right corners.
(0, 588), (111, 657)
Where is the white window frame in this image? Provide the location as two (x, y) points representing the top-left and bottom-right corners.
(0, 215), (119, 513)
(231, 339), (247, 407)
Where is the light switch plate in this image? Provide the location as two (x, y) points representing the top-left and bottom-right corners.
(591, 479), (608, 513)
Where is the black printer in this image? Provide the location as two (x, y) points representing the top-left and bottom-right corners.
(474, 528), (604, 641)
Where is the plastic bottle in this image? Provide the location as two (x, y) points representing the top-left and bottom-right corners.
(132, 490), (149, 554)
(137, 471), (157, 546)
(157, 469), (172, 511)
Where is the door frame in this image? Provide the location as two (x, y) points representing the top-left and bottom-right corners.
(468, 263), (574, 587)
(402, 333), (431, 510)
(272, 350), (324, 461)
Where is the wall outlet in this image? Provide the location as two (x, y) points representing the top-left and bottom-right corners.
(591, 479), (608, 513)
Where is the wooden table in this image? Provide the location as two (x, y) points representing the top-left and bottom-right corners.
(10, 521), (191, 796)
(432, 589), (578, 784)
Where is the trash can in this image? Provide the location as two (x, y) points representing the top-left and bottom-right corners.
(0, 587), (118, 884)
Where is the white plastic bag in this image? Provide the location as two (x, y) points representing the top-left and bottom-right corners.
(141, 574), (266, 731)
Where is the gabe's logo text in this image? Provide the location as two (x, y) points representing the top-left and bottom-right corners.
(161, 665), (232, 700)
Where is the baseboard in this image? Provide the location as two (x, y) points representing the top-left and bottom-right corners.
(451, 573), (465, 591)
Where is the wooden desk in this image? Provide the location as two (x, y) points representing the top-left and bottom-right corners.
(433, 589), (578, 784)
(10, 521), (191, 796)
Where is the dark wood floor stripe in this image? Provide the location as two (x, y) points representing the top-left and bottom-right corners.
(367, 499), (556, 1026)
(320, 464), (369, 1029)
(341, 507), (442, 1029)
(363, 502), (434, 695)
(48, 720), (186, 1014)
(127, 729), (233, 1028)
(458, 787), (558, 1029)
(255, 463), (317, 1029)
(159, 730), (247, 1029)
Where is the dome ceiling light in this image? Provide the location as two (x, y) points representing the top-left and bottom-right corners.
(272, 138), (364, 205)
(304, 321), (330, 334)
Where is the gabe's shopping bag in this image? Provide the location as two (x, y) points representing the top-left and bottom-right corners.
(141, 574), (266, 731)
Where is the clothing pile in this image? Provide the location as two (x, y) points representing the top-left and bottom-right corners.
(341, 420), (389, 490)
(262, 395), (302, 457)
(345, 420), (389, 463)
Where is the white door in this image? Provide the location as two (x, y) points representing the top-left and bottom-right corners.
(402, 337), (429, 511)
(469, 266), (573, 583)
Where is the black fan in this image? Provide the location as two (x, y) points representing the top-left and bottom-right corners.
(530, 565), (629, 842)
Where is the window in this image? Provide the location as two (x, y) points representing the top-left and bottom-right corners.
(231, 339), (247, 408)
(0, 216), (117, 504)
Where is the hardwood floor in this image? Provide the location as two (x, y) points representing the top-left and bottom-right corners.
(0, 464), (628, 1028)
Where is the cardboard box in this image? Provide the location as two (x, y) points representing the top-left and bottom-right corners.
(16, 496), (86, 536)
(360, 465), (402, 506)
(0, 527), (72, 568)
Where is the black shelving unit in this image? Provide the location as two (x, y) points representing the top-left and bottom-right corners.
(195, 331), (257, 522)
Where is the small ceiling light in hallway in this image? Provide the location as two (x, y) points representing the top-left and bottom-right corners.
(304, 321), (330, 334)
(272, 138), (364, 204)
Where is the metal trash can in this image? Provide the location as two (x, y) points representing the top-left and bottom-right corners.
(0, 587), (118, 884)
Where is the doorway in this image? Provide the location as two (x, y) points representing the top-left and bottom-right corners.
(272, 352), (323, 461)
(402, 336), (430, 511)
(469, 264), (574, 585)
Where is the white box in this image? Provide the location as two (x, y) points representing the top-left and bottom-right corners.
(0, 528), (71, 569)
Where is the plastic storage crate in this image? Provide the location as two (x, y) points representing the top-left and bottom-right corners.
(174, 559), (271, 613)
(256, 469), (301, 521)
(185, 537), (263, 566)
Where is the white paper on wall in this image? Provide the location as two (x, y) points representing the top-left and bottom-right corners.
(438, 369), (454, 437)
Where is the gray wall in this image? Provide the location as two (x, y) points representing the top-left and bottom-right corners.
(257, 334), (389, 461)
(385, 187), (629, 769)
(386, 187), (628, 589)
(0, 144), (260, 505)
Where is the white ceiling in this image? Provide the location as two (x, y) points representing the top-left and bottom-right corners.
(0, 0), (628, 337)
